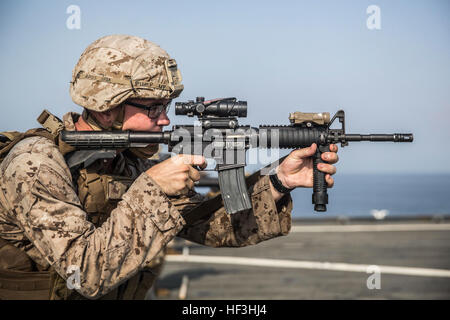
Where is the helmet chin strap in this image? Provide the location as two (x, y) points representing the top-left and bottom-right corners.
(112, 106), (125, 130)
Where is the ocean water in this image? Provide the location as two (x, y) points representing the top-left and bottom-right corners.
(290, 174), (450, 219)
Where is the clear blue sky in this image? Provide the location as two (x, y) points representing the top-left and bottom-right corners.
(0, 0), (448, 174)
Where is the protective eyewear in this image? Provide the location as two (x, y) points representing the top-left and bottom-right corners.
(126, 101), (171, 119)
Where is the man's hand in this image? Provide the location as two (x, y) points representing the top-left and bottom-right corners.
(146, 155), (207, 196)
(270, 143), (339, 201)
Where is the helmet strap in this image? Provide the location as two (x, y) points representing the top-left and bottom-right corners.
(112, 105), (125, 130)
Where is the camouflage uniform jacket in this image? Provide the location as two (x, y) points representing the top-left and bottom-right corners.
(0, 112), (293, 299)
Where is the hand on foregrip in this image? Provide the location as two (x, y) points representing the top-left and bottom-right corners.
(276, 143), (338, 189)
(145, 154), (206, 196)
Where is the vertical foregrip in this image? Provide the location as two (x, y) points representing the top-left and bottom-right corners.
(312, 145), (330, 212)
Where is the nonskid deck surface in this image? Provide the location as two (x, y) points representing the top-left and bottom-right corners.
(155, 218), (450, 300)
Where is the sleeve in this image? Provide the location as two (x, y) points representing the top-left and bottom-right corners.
(175, 172), (293, 247)
(2, 137), (186, 299)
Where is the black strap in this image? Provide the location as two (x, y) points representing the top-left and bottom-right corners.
(269, 172), (294, 194)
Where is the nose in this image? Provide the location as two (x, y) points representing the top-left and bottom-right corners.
(156, 110), (170, 127)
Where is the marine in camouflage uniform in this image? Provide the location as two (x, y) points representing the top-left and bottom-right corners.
(0, 35), (294, 299)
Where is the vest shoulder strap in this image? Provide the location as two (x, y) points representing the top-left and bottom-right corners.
(0, 128), (56, 162)
(0, 109), (74, 164)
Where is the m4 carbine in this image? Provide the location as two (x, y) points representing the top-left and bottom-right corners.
(61, 97), (413, 214)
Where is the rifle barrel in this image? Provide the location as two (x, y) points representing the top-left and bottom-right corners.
(344, 134), (413, 142)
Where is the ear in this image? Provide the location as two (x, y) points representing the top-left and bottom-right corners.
(90, 107), (120, 126)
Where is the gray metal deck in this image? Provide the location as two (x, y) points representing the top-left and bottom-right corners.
(155, 219), (450, 300)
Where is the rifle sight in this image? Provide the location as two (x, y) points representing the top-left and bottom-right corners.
(175, 97), (247, 118)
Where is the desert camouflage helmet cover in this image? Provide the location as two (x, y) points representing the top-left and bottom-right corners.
(70, 34), (184, 112)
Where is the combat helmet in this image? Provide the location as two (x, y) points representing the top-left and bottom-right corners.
(70, 34), (184, 112)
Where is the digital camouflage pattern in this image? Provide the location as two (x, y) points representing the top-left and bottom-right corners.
(0, 112), (293, 299)
(70, 34), (183, 112)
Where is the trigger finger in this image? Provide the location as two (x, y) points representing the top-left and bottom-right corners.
(199, 159), (208, 170)
(188, 166), (201, 181)
(186, 179), (195, 190)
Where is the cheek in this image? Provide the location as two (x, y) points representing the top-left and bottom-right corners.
(123, 109), (154, 131)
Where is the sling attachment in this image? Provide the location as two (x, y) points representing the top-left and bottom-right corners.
(37, 110), (64, 137)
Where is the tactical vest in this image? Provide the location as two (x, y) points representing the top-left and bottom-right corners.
(0, 110), (166, 300)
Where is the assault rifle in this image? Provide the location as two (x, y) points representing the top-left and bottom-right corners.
(61, 97), (413, 214)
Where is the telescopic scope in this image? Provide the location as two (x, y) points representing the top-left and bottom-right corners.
(175, 97), (247, 117)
